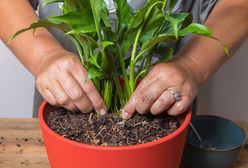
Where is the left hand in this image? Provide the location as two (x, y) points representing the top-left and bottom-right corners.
(122, 60), (200, 119)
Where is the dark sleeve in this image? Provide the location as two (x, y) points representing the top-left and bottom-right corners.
(180, 0), (218, 23)
(28, 0), (39, 10)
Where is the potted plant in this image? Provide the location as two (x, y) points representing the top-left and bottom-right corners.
(11, 0), (227, 167)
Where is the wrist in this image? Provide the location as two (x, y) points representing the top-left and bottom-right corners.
(173, 55), (205, 85)
(34, 47), (70, 77)
(28, 34), (65, 76)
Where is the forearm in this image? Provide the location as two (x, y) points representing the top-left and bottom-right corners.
(0, 0), (63, 76)
(176, 0), (248, 85)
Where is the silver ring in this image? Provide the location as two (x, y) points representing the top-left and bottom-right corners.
(168, 88), (182, 102)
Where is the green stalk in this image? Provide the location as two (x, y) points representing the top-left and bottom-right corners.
(162, 0), (167, 11)
(129, 26), (143, 93)
(103, 80), (112, 111)
(90, 1), (103, 42)
(116, 43), (131, 98)
(134, 48), (149, 64)
(106, 49), (124, 107)
(130, 2), (164, 92)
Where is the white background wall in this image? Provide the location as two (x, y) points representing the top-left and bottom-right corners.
(197, 38), (248, 121)
(0, 38), (247, 120)
(0, 40), (34, 118)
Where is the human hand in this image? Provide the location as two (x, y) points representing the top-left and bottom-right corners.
(35, 50), (106, 115)
(122, 60), (200, 119)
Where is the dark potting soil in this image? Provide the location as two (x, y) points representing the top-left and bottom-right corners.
(47, 108), (179, 146)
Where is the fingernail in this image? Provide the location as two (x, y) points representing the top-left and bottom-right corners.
(99, 108), (106, 115)
(122, 111), (130, 120)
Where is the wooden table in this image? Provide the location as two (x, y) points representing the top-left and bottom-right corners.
(0, 119), (247, 168)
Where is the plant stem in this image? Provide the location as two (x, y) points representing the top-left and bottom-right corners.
(129, 26), (143, 93)
(106, 49), (124, 107)
(103, 80), (112, 111)
(129, 2), (164, 92)
(116, 43), (131, 97)
(162, 0), (167, 11)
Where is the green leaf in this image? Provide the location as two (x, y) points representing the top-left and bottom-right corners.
(156, 47), (173, 64)
(140, 7), (164, 43)
(67, 35), (84, 62)
(47, 10), (94, 27)
(179, 23), (229, 55)
(135, 70), (146, 84)
(90, 0), (109, 39)
(128, 0), (163, 31)
(100, 41), (115, 71)
(103, 27), (116, 41)
(66, 25), (96, 34)
(65, 30), (98, 47)
(113, 0), (133, 31)
(140, 33), (177, 53)
(61, 0), (90, 12)
(43, 0), (63, 7)
(101, 2), (111, 28)
(88, 55), (101, 69)
(9, 20), (70, 42)
(179, 23), (213, 37)
(163, 13), (190, 39)
(169, 0), (177, 13)
(122, 28), (138, 55)
(86, 66), (104, 81)
(101, 41), (114, 51)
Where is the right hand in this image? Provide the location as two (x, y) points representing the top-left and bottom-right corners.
(35, 50), (106, 115)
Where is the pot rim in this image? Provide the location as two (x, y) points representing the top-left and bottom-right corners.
(38, 101), (191, 151)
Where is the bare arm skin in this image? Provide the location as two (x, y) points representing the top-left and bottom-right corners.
(0, 0), (106, 115)
(122, 0), (248, 119)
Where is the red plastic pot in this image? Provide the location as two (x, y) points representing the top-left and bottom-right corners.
(38, 101), (191, 168)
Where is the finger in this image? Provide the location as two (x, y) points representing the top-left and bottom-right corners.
(70, 65), (106, 115)
(135, 81), (167, 114)
(57, 71), (84, 103)
(122, 73), (160, 119)
(42, 88), (58, 106)
(131, 72), (159, 98)
(167, 97), (191, 116)
(45, 86), (78, 112)
(150, 90), (176, 115)
(62, 101), (78, 112)
(72, 94), (93, 113)
(50, 80), (92, 113)
(47, 80), (70, 106)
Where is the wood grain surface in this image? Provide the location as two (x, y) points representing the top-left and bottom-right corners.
(0, 119), (247, 168)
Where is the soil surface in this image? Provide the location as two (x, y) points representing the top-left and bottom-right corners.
(47, 108), (179, 146)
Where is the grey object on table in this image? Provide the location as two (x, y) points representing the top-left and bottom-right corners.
(182, 115), (246, 168)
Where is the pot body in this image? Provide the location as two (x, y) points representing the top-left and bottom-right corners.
(182, 115), (246, 168)
(38, 101), (191, 168)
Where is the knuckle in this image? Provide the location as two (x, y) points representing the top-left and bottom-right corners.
(170, 71), (184, 84)
(68, 55), (78, 64)
(159, 95), (169, 104)
(57, 96), (70, 105)
(83, 82), (95, 94)
(141, 94), (152, 104)
(70, 89), (84, 101)
(174, 103), (185, 112)
(64, 104), (77, 112)
(66, 56), (79, 68)
(48, 99), (57, 106)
